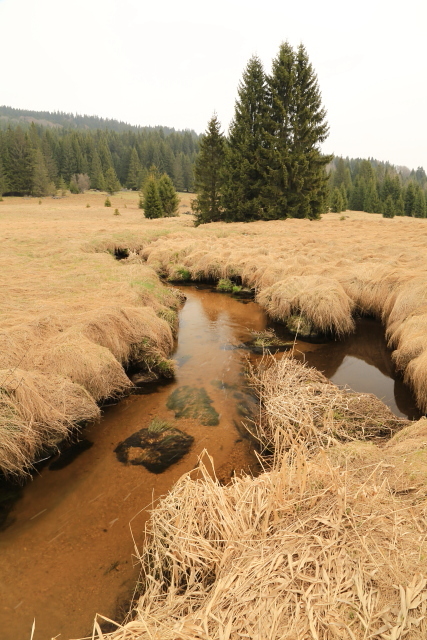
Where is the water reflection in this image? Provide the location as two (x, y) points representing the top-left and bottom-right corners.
(280, 317), (421, 420)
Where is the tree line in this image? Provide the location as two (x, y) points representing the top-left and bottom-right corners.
(0, 105), (187, 135)
(328, 157), (427, 218)
(192, 43), (331, 224)
(0, 122), (198, 197)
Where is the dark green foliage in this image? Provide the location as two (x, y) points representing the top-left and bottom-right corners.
(330, 187), (344, 213)
(283, 44), (331, 219)
(404, 182), (416, 216)
(158, 173), (179, 216)
(0, 119), (198, 196)
(414, 185), (426, 217)
(217, 44), (330, 223)
(222, 56), (272, 222)
(143, 178), (163, 218)
(0, 158), (9, 197)
(363, 179), (381, 213)
(32, 149), (51, 197)
(90, 150), (105, 191)
(126, 147), (142, 190)
(192, 114), (226, 224)
(329, 156), (426, 218)
(104, 166), (121, 194)
(3, 127), (34, 194)
(166, 386), (219, 426)
(104, 197), (111, 207)
(382, 195), (395, 218)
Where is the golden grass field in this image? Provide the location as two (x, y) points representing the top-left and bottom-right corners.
(2, 192), (427, 638)
(2, 191), (427, 475)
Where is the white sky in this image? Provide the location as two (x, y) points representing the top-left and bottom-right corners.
(1, 0), (426, 169)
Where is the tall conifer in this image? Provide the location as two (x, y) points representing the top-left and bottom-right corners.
(222, 56), (271, 222)
(288, 44), (331, 218)
(104, 166), (121, 195)
(126, 147), (142, 190)
(158, 173), (179, 216)
(143, 178), (163, 218)
(191, 114), (226, 225)
(90, 150), (105, 191)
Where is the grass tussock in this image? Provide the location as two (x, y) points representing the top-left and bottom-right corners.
(98, 359), (427, 640)
(0, 368), (99, 476)
(247, 355), (407, 453)
(138, 214), (427, 411)
(0, 192), (184, 475)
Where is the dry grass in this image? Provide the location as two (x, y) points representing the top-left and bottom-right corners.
(135, 212), (427, 411)
(95, 358), (427, 640)
(0, 191), (187, 475)
(247, 355), (408, 453)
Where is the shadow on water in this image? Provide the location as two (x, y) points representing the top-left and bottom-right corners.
(0, 287), (422, 640)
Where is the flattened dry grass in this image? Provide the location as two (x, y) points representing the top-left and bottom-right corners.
(0, 192), (185, 475)
(97, 359), (427, 640)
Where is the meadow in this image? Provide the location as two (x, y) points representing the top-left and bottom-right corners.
(2, 192), (427, 638)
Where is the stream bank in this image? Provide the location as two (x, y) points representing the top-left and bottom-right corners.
(0, 286), (420, 640)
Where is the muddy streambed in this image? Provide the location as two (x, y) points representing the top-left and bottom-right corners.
(0, 287), (420, 640)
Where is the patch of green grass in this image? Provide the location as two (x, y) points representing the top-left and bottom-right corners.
(217, 278), (234, 292)
(148, 418), (170, 434)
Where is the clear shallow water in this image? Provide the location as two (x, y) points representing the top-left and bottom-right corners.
(0, 289), (420, 640)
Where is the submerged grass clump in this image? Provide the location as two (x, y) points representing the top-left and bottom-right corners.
(114, 421), (194, 473)
(166, 386), (220, 426)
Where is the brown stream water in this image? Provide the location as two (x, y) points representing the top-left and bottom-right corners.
(0, 287), (420, 640)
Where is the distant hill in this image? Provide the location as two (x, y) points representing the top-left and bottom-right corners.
(0, 105), (198, 137)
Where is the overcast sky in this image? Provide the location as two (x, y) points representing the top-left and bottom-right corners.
(1, 0), (426, 169)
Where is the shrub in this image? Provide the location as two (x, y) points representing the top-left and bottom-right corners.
(105, 197), (111, 207)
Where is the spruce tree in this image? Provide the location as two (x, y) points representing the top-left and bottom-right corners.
(288, 44), (331, 218)
(404, 182), (416, 216)
(363, 179), (381, 213)
(90, 150), (105, 191)
(104, 166), (121, 195)
(222, 55), (271, 222)
(143, 178), (163, 218)
(126, 147), (142, 190)
(158, 173), (179, 216)
(3, 127), (34, 194)
(413, 185), (426, 218)
(395, 194), (405, 216)
(382, 195), (395, 218)
(330, 187), (344, 213)
(191, 114), (226, 225)
(265, 42), (295, 219)
(173, 155), (184, 191)
(339, 183), (348, 210)
(0, 158), (9, 198)
(32, 149), (51, 196)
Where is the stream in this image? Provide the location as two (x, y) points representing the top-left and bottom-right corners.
(0, 286), (420, 640)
